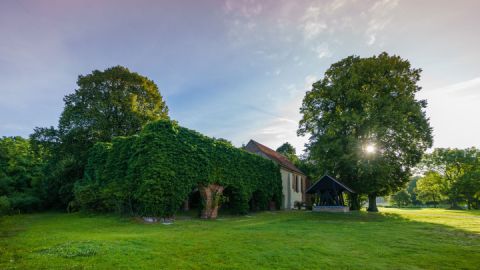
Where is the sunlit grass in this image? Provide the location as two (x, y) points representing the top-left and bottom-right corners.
(1, 208), (479, 269)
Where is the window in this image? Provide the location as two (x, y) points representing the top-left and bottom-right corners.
(300, 177), (303, 193)
(290, 173), (294, 190)
(295, 175), (300, 193)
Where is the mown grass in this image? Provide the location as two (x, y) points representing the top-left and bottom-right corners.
(0, 208), (479, 269)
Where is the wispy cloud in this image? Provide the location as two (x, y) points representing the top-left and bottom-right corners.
(313, 43), (332, 59)
(246, 75), (319, 152)
(365, 0), (399, 45)
(436, 77), (480, 96)
(300, 6), (328, 40)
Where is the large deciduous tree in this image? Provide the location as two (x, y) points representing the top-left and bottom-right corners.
(298, 52), (433, 211)
(58, 65), (169, 160)
(30, 66), (169, 209)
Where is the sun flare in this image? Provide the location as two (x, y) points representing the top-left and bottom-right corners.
(365, 144), (376, 154)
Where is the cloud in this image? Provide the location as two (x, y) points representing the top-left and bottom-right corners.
(365, 0), (399, 46)
(224, 0), (263, 18)
(246, 75), (318, 153)
(329, 0), (348, 11)
(313, 43), (332, 59)
(222, 0), (403, 64)
(301, 6), (328, 40)
(436, 77), (480, 96)
(304, 75), (318, 90)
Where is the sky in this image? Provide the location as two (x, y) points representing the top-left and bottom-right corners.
(1, 0), (479, 154)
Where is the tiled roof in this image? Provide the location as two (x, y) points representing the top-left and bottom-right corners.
(248, 140), (305, 175)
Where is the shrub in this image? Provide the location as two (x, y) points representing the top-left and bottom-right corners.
(8, 193), (41, 213)
(0, 196), (11, 215)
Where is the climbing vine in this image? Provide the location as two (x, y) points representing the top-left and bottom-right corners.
(74, 120), (282, 217)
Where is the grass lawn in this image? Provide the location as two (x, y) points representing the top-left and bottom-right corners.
(0, 208), (479, 269)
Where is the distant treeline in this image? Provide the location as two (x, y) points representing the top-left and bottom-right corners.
(390, 148), (480, 209)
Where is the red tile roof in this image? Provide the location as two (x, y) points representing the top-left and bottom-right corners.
(248, 140), (305, 175)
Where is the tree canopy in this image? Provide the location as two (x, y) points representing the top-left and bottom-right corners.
(58, 65), (169, 159)
(276, 142), (296, 156)
(391, 189), (411, 207)
(29, 66), (169, 209)
(0, 136), (46, 214)
(276, 142), (298, 163)
(420, 148), (480, 209)
(298, 52), (433, 211)
(415, 171), (444, 207)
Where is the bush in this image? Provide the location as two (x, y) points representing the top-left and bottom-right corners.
(0, 136), (46, 213)
(0, 196), (11, 215)
(8, 193), (41, 213)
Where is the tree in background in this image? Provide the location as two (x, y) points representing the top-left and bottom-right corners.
(421, 148), (479, 209)
(298, 53), (433, 211)
(276, 142), (298, 163)
(454, 170), (480, 209)
(391, 189), (411, 207)
(415, 171), (444, 207)
(406, 176), (421, 205)
(276, 142), (296, 156)
(30, 66), (169, 209)
(0, 136), (45, 214)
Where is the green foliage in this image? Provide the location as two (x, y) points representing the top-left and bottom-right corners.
(58, 65), (169, 159)
(75, 120), (282, 217)
(30, 66), (169, 209)
(415, 171), (444, 207)
(8, 193), (42, 213)
(0, 196), (10, 215)
(294, 156), (322, 185)
(0, 136), (45, 214)
(406, 176), (421, 205)
(454, 170), (480, 209)
(276, 142), (295, 155)
(276, 142), (298, 163)
(391, 189), (411, 207)
(298, 52), (433, 210)
(421, 148), (480, 209)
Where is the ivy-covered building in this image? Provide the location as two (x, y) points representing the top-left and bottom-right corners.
(245, 140), (307, 209)
(75, 120), (283, 219)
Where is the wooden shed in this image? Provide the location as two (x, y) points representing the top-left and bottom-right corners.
(306, 174), (355, 212)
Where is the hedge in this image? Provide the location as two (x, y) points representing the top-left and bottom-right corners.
(74, 120), (282, 217)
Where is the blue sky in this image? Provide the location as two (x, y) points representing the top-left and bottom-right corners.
(1, 0), (479, 154)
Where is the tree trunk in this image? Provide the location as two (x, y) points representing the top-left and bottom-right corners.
(367, 194), (378, 212)
(349, 193), (360, 210)
(183, 199), (190, 211)
(450, 198), (461, 209)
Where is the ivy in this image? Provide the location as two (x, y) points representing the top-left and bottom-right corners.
(74, 120), (282, 217)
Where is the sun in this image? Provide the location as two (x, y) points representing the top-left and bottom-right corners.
(365, 144), (376, 154)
